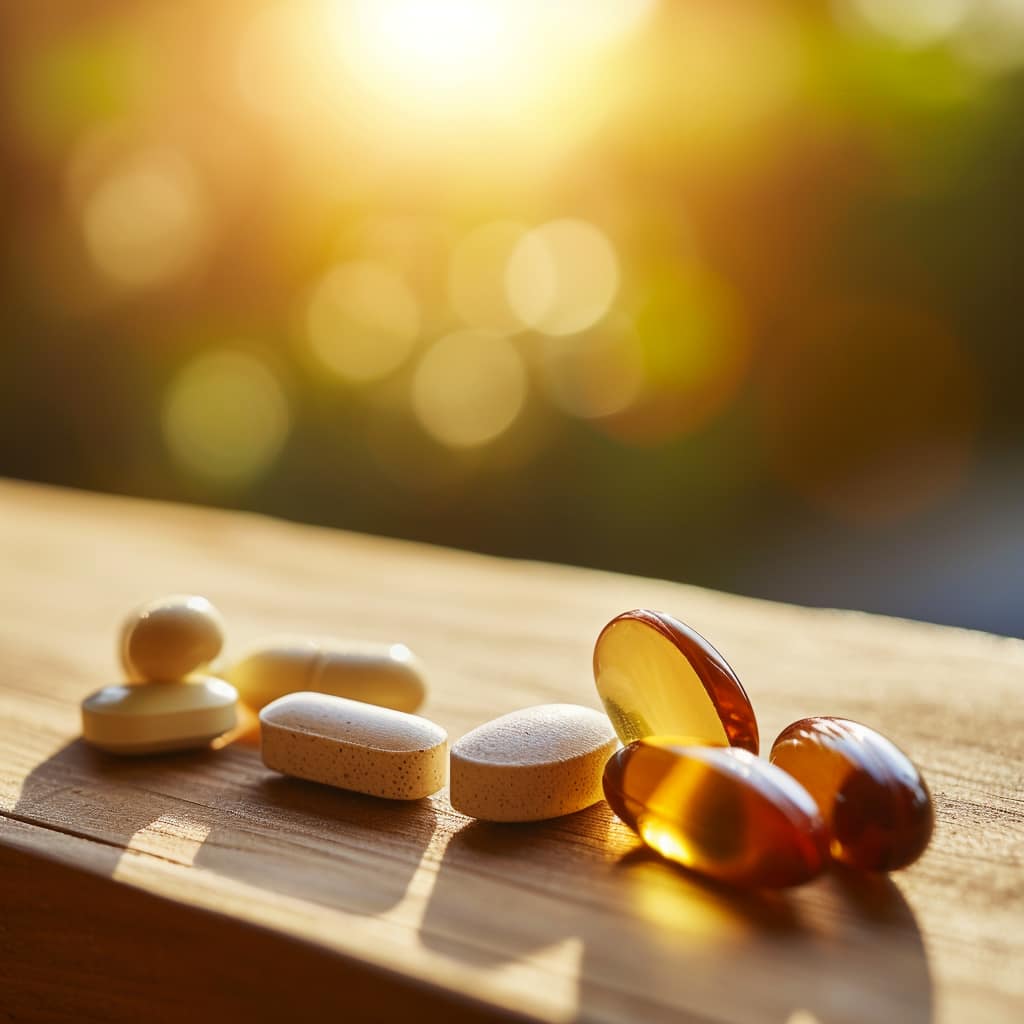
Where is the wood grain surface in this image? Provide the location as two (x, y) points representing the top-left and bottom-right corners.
(0, 478), (1021, 1023)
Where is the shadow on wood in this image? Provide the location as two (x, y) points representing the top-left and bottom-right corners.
(418, 807), (933, 1023)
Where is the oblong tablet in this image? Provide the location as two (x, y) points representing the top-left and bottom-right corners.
(604, 739), (828, 888)
(770, 717), (934, 871)
(227, 637), (426, 713)
(593, 609), (758, 753)
(450, 704), (618, 822)
(81, 676), (238, 755)
(259, 691), (447, 800)
(120, 594), (225, 682)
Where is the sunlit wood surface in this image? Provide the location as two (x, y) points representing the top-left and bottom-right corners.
(0, 478), (1021, 1023)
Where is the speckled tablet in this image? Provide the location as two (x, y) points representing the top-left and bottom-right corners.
(449, 704), (619, 822)
(259, 691), (447, 800)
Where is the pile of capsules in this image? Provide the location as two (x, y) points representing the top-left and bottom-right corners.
(81, 598), (933, 889)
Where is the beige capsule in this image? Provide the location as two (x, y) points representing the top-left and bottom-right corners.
(450, 704), (619, 822)
(226, 637), (426, 713)
(81, 675), (238, 755)
(121, 594), (225, 682)
(260, 691), (447, 800)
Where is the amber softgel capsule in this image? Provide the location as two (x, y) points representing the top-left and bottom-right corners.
(769, 717), (934, 871)
(603, 738), (828, 888)
(120, 594), (225, 682)
(593, 609), (758, 752)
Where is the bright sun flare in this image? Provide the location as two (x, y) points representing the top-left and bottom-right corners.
(337, 0), (655, 119)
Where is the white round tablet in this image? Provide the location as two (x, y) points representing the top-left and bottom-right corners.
(81, 675), (238, 755)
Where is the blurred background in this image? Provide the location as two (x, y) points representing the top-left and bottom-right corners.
(1, 0), (1022, 637)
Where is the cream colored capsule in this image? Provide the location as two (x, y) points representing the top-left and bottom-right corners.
(81, 676), (238, 755)
(450, 704), (619, 822)
(259, 692), (447, 800)
(121, 594), (225, 682)
(226, 636), (426, 712)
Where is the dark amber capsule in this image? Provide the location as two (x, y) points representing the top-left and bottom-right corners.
(603, 738), (828, 888)
(593, 609), (758, 753)
(769, 717), (934, 871)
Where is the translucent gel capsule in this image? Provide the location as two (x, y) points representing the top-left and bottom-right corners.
(593, 609), (759, 752)
(603, 738), (828, 888)
(769, 717), (934, 871)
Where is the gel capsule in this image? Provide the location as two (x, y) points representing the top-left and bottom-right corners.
(593, 609), (758, 753)
(81, 676), (238, 755)
(603, 739), (827, 888)
(769, 717), (934, 871)
(121, 594), (225, 682)
(226, 637), (426, 713)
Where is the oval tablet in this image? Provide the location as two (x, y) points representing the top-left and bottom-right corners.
(449, 704), (618, 822)
(121, 594), (225, 682)
(593, 609), (758, 753)
(227, 637), (426, 713)
(81, 676), (238, 755)
(770, 716), (934, 871)
(259, 692), (447, 800)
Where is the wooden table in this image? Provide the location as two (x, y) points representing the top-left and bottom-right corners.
(1, 479), (1021, 1023)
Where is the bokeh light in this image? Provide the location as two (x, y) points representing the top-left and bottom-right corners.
(506, 220), (620, 336)
(954, 1), (1024, 72)
(412, 330), (527, 448)
(163, 351), (290, 487)
(305, 261), (420, 383)
(80, 147), (208, 289)
(448, 222), (528, 332)
(841, 0), (971, 48)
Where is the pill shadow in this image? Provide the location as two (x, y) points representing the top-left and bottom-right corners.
(192, 774), (439, 917)
(418, 803), (933, 1024)
(8, 738), (439, 920)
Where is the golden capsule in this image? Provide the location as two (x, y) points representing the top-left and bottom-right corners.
(593, 609), (758, 752)
(770, 717), (934, 871)
(603, 738), (828, 888)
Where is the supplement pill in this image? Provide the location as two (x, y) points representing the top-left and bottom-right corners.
(259, 691), (447, 800)
(593, 609), (758, 752)
(81, 676), (238, 755)
(603, 739), (827, 888)
(121, 594), (225, 682)
(770, 717), (934, 871)
(227, 637), (426, 713)
(449, 704), (618, 822)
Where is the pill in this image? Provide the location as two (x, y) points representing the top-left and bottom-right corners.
(226, 637), (426, 713)
(81, 676), (238, 755)
(121, 594), (225, 682)
(769, 717), (934, 871)
(259, 691), (447, 800)
(449, 704), (619, 822)
(603, 738), (827, 888)
(593, 609), (758, 753)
